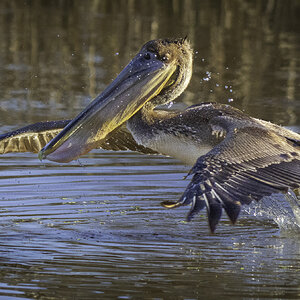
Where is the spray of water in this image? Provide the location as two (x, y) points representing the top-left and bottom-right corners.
(243, 190), (300, 233)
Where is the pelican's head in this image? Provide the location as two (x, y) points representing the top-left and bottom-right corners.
(39, 38), (193, 163)
(139, 38), (193, 107)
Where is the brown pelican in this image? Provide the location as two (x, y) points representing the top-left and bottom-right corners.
(0, 38), (299, 232)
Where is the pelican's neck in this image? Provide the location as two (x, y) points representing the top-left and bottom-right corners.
(126, 104), (215, 166)
(128, 104), (158, 131)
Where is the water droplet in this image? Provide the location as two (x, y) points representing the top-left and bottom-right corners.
(228, 98), (234, 102)
(203, 71), (211, 81)
(167, 101), (174, 108)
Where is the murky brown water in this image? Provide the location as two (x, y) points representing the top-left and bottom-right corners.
(0, 0), (299, 299)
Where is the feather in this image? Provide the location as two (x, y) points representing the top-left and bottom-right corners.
(0, 121), (157, 155)
(162, 103), (300, 232)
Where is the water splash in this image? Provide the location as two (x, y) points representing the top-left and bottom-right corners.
(286, 190), (300, 226)
(244, 191), (300, 233)
(202, 71), (211, 81)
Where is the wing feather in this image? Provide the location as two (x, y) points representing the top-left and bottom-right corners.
(162, 104), (300, 232)
(0, 120), (157, 155)
(0, 120), (70, 154)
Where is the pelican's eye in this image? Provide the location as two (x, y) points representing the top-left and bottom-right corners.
(143, 52), (156, 60)
(144, 53), (151, 60)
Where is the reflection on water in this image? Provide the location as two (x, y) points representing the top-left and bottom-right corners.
(0, 0), (299, 299)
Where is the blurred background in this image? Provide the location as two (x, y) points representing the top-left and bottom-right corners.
(0, 0), (299, 129)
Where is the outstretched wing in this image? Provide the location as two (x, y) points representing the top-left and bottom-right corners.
(0, 120), (157, 155)
(162, 108), (300, 232)
(0, 120), (70, 154)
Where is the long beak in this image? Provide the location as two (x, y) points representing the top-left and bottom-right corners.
(38, 53), (176, 163)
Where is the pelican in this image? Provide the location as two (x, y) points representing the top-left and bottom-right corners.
(0, 38), (299, 232)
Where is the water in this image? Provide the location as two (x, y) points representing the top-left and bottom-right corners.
(0, 1), (299, 299)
